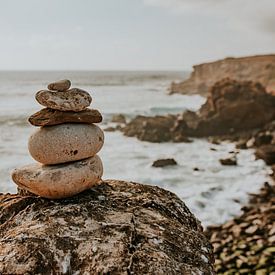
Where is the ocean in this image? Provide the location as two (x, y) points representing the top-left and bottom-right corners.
(0, 71), (270, 226)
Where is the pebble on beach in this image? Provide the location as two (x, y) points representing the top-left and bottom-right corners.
(28, 123), (104, 165)
(29, 108), (103, 126)
(12, 155), (103, 199)
(47, 79), (71, 91)
(35, 88), (92, 112)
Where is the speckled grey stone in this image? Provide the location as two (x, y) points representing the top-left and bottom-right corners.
(35, 88), (92, 112)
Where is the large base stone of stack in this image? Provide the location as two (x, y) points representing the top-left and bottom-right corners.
(0, 180), (214, 274)
(11, 155), (103, 199)
(36, 88), (92, 112)
(29, 108), (103, 126)
(28, 123), (104, 165)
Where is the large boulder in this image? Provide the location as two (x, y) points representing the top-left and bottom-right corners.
(170, 54), (275, 96)
(196, 79), (275, 135)
(0, 180), (214, 274)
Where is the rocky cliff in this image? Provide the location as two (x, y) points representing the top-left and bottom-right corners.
(0, 180), (214, 274)
(170, 55), (275, 96)
(123, 79), (275, 142)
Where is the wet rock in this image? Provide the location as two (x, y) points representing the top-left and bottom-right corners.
(111, 114), (126, 124)
(104, 126), (117, 132)
(47, 79), (71, 91)
(219, 155), (237, 165)
(254, 132), (273, 147)
(152, 158), (178, 167)
(123, 115), (177, 142)
(123, 79), (275, 142)
(205, 182), (275, 274)
(35, 88), (92, 112)
(28, 123), (104, 165)
(28, 108), (102, 126)
(255, 144), (275, 165)
(11, 155), (103, 199)
(0, 180), (214, 274)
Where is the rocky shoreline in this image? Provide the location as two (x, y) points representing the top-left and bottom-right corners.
(116, 77), (275, 273)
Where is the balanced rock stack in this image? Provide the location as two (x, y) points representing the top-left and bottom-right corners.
(12, 80), (104, 199)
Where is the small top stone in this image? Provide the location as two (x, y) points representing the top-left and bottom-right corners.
(48, 79), (71, 91)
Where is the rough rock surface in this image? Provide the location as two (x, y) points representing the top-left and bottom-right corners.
(170, 54), (275, 96)
(36, 88), (92, 112)
(11, 155), (103, 199)
(28, 123), (104, 165)
(205, 182), (275, 274)
(123, 79), (275, 142)
(152, 158), (178, 167)
(0, 180), (214, 274)
(29, 108), (102, 126)
(255, 144), (275, 165)
(48, 79), (71, 91)
(111, 114), (127, 124)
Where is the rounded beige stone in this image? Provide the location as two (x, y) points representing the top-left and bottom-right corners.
(28, 123), (104, 165)
(11, 155), (103, 199)
(35, 88), (92, 112)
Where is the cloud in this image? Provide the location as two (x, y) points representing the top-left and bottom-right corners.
(143, 0), (275, 34)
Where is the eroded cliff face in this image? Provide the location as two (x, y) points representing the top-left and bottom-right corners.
(170, 55), (275, 96)
(0, 180), (214, 275)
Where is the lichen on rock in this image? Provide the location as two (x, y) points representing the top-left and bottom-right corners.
(0, 180), (214, 274)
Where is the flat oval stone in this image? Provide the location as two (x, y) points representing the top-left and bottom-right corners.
(35, 88), (92, 112)
(28, 123), (104, 165)
(11, 155), (103, 199)
(47, 79), (71, 91)
(29, 108), (103, 126)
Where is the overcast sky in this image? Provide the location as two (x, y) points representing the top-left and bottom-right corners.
(0, 0), (274, 70)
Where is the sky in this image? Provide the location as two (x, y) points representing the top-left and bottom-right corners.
(0, 0), (274, 71)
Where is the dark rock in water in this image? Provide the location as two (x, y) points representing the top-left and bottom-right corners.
(152, 158), (178, 167)
(196, 78), (275, 135)
(29, 108), (103, 126)
(122, 79), (275, 142)
(219, 155), (237, 166)
(256, 144), (275, 165)
(104, 126), (117, 132)
(205, 182), (275, 274)
(123, 115), (177, 142)
(254, 132), (273, 147)
(111, 114), (126, 124)
(47, 79), (71, 91)
(0, 180), (214, 274)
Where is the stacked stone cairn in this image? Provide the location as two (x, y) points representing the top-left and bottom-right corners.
(12, 80), (104, 199)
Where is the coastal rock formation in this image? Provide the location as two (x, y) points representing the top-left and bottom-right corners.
(12, 80), (104, 199)
(0, 180), (215, 274)
(29, 108), (102, 126)
(152, 158), (178, 167)
(255, 144), (275, 165)
(123, 79), (275, 142)
(206, 182), (275, 274)
(170, 54), (275, 96)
